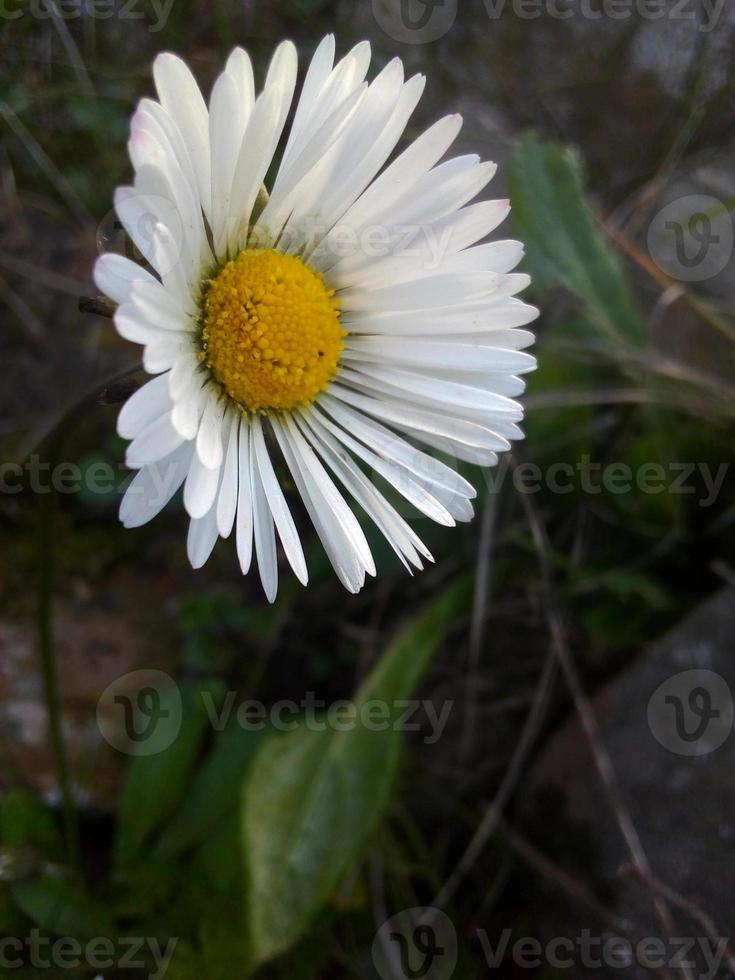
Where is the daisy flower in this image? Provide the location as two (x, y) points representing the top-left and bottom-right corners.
(94, 35), (538, 601)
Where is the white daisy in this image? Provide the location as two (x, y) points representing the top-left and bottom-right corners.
(94, 35), (538, 601)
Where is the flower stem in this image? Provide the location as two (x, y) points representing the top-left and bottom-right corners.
(34, 364), (140, 872)
(37, 482), (80, 869)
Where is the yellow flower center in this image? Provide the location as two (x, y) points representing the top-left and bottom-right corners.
(200, 249), (345, 413)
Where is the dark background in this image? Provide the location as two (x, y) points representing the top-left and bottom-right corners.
(1, 1), (734, 977)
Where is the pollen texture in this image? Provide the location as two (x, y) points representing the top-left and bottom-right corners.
(200, 249), (345, 412)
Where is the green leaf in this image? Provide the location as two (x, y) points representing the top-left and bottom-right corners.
(0, 791), (61, 858)
(590, 569), (672, 610)
(11, 875), (113, 939)
(523, 349), (597, 462)
(108, 863), (178, 920)
(115, 679), (224, 862)
(242, 585), (467, 966)
(153, 723), (265, 860)
(0, 885), (27, 935)
(509, 133), (644, 344)
(190, 815), (242, 895)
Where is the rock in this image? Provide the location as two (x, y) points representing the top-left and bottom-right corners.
(0, 569), (178, 811)
(524, 586), (735, 978)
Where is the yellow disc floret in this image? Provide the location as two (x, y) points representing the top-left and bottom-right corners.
(200, 249), (345, 413)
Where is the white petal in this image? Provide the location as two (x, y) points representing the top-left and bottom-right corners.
(117, 373), (172, 440)
(330, 192), (509, 288)
(236, 419), (254, 575)
(339, 273), (500, 314)
(152, 220), (192, 309)
(249, 427), (278, 603)
(447, 240), (525, 275)
(299, 411), (431, 571)
(216, 410), (240, 538)
(443, 328), (536, 351)
(279, 34), (335, 174)
(257, 83), (367, 244)
(134, 176), (200, 279)
(153, 53), (212, 221)
(129, 279), (193, 331)
(333, 236), (523, 293)
(341, 365), (524, 418)
(143, 336), (191, 374)
(343, 299), (540, 335)
(132, 154), (209, 281)
(184, 447), (222, 519)
(389, 158), (498, 230)
(303, 406), (454, 527)
(427, 370), (528, 397)
(94, 253), (156, 305)
(330, 384), (511, 452)
(131, 98), (200, 206)
(120, 441), (193, 528)
(309, 65), (424, 237)
(443, 200), (513, 251)
(319, 394), (476, 498)
(209, 69), (247, 258)
(171, 376), (208, 440)
(187, 506), (220, 569)
(113, 189), (193, 304)
(335, 114), (463, 242)
(271, 416), (371, 593)
(414, 430), (499, 466)
(169, 353), (201, 399)
(227, 42), (297, 254)
(226, 46), (255, 114)
(251, 416), (308, 586)
(126, 412), (184, 469)
(196, 394), (225, 469)
(289, 39), (370, 164)
(288, 59), (413, 252)
(343, 338), (537, 375)
(115, 304), (170, 346)
(283, 417), (375, 576)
